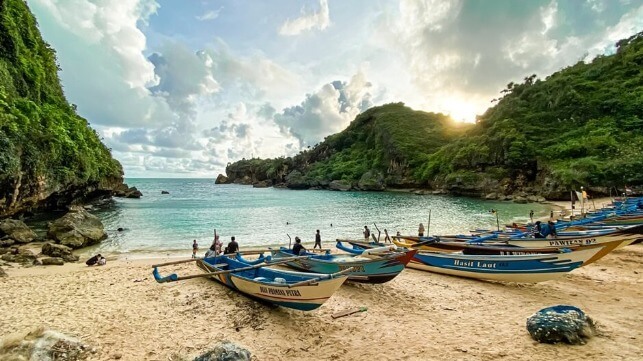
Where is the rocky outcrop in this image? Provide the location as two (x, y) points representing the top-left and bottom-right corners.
(47, 207), (107, 249)
(1, 249), (36, 264)
(0, 219), (37, 244)
(113, 184), (142, 198)
(215, 174), (229, 184)
(329, 180), (352, 191)
(42, 243), (79, 262)
(252, 180), (271, 188)
(358, 171), (385, 191)
(285, 171), (309, 190)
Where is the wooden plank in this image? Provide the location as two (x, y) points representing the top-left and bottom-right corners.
(331, 307), (367, 319)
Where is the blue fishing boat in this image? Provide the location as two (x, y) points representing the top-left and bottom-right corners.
(270, 247), (416, 284)
(153, 255), (350, 311)
(406, 243), (610, 283)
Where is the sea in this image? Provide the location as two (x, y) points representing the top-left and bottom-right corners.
(29, 178), (553, 258)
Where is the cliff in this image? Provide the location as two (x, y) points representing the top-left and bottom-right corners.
(222, 32), (643, 199)
(0, 0), (124, 218)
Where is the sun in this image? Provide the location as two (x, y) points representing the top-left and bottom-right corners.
(444, 98), (478, 123)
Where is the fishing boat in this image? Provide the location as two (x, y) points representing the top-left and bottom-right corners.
(270, 247), (416, 283)
(153, 255), (350, 311)
(405, 242), (614, 283)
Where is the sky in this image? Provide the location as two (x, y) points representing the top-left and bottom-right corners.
(27, 0), (643, 178)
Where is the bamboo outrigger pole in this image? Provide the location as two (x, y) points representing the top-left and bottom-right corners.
(287, 267), (355, 288)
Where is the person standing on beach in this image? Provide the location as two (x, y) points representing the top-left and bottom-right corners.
(418, 223), (425, 237)
(192, 239), (198, 258)
(225, 236), (239, 254)
(314, 230), (322, 249)
(363, 226), (370, 241)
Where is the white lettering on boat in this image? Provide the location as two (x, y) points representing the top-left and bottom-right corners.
(259, 286), (302, 297)
(454, 260), (508, 268)
(338, 265), (365, 272)
(548, 239), (597, 246)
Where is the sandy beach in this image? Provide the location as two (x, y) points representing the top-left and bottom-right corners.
(1, 240), (641, 361)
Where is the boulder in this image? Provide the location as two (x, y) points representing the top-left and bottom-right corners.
(0, 327), (93, 360)
(485, 193), (498, 200)
(215, 174), (229, 184)
(329, 180), (352, 191)
(113, 183), (143, 198)
(1, 249), (36, 264)
(285, 171), (309, 190)
(526, 305), (596, 345)
(527, 195), (539, 203)
(47, 208), (107, 249)
(513, 196), (528, 204)
(0, 266), (6, 277)
(41, 257), (64, 266)
(357, 170), (385, 191)
(0, 219), (37, 244)
(252, 180), (271, 188)
(193, 341), (251, 361)
(0, 237), (15, 247)
(42, 243), (73, 258)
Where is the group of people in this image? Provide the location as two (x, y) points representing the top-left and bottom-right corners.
(363, 225), (398, 243)
(531, 220), (558, 239)
(191, 233), (242, 259)
(85, 254), (106, 266)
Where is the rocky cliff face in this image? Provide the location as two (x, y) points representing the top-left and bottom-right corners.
(0, 0), (126, 218)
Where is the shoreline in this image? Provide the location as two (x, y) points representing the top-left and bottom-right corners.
(2, 244), (641, 360)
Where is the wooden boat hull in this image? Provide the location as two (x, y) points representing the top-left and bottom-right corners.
(407, 246), (605, 283)
(271, 248), (415, 284)
(197, 256), (347, 311)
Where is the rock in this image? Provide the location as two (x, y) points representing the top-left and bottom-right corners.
(193, 341), (251, 361)
(113, 183), (143, 198)
(329, 180), (352, 191)
(47, 208), (107, 249)
(526, 305), (596, 345)
(536, 196), (547, 203)
(513, 196), (528, 204)
(0, 219), (37, 244)
(0, 238), (15, 247)
(1, 249), (36, 264)
(41, 257), (65, 266)
(485, 192), (498, 200)
(285, 171), (309, 190)
(0, 327), (92, 360)
(215, 174), (229, 184)
(252, 180), (271, 188)
(527, 195), (539, 203)
(0, 266), (6, 277)
(357, 170), (385, 191)
(42, 243), (74, 258)
(32, 259), (43, 266)
(161, 190), (170, 194)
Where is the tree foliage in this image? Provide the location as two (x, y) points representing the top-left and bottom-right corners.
(0, 0), (122, 205)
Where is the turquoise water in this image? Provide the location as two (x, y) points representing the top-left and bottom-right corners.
(80, 179), (552, 257)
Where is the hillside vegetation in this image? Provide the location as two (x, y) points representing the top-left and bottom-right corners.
(0, 0), (123, 217)
(224, 31), (643, 199)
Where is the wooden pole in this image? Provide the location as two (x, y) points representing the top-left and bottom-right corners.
(287, 267), (355, 288)
(165, 257), (307, 282)
(427, 209), (432, 236)
(152, 258), (203, 268)
(373, 223), (381, 243)
(287, 234), (292, 249)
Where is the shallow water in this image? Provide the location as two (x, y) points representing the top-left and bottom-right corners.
(44, 178), (550, 257)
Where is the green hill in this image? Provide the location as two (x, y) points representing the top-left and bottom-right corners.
(0, 0), (123, 217)
(223, 31), (643, 199)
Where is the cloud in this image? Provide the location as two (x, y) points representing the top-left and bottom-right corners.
(273, 70), (373, 147)
(279, 0), (330, 36)
(196, 7), (222, 21)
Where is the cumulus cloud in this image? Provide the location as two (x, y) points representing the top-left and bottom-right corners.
(279, 0), (330, 36)
(273, 70), (373, 147)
